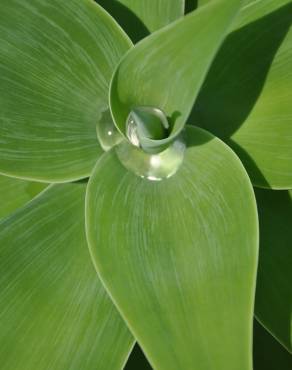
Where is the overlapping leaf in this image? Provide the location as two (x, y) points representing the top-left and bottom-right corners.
(96, 0), (184, 42)
(190, 0), (292, 189)
(0, 174), (46, 219)
(86, 126), (258, 370)
(254, 188), (292, 353)
(0, 0), (131, 182)
(0, 183), (133, 370)
(253, 321), (292, 370)
(110, 0), (242, 152)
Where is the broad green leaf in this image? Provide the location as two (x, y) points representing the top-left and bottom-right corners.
(0, 183), (133, 370)
(110, 0), (242, 153)
(0, 174), (46, 219)
(190, 0), (292, 189)
(254, 187), (292, 353)
(86, 126), (258, 370)
(96, 0), (184, 43)
(253, 320), (292, 370)
(0, 0), (132, 183)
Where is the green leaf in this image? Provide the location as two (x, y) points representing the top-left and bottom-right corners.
(110, 0), (242, 153)
(96, 0), (184, 43)
(0, 0), (132, 183)
(0, 174), (46, 219)
(190, 0), (292, 189)
(86, 126), (258, 370)
(253, 320), (292, 370)
(0, 183), (133, 370)
(254, 187), (292, 353)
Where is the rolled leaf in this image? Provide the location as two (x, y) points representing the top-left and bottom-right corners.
(0, 174), (46, 219)
(96, 0), (184, 42)
(190, 0), (292, 189)
(0, 183), (133, 370)
(0, 0), (131, 182)
(254, 187), (292, 353)
(86, 126), (259, 370)
(110, 0), (242, 152)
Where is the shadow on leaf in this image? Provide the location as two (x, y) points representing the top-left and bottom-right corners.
(95, 0), (150, 43)
(189, 3), (292, 138)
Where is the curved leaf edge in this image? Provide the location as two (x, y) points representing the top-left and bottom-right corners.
(85, 124), (259, 369)
(255, 315), (292, 355)
(109, 1), (242, 149)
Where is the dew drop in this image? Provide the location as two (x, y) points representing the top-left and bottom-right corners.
(96, 109), (122, 151)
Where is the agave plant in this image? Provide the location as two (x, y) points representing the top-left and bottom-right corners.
(0, 0), (291, 369)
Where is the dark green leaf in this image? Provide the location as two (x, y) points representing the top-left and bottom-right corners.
(253, 320), (292, 370)
(254, 187), (292, 352)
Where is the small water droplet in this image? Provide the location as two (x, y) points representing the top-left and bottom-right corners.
(96, 109), (122, 151)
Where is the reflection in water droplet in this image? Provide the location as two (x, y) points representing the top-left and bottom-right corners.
(126, 118), (140, 148)
(96, 109), (122, 151)
(126, 106), (169, 151)
(116, 134), (186, 181)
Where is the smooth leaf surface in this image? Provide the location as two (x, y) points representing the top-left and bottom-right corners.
(0, 0), (131, 182)
(86, 126), (258, 370)
(110, 0), (242, 152)
(254, 187), (292, 353)
(253, 320), (292, 370)
(0, 183), (133, 370)
(190, 0), (292, 189)
(96, 0), (184, 43)
(0, 174), (46, 219)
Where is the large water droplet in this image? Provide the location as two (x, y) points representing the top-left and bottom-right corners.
(116, 133), (185, 181)
(126, 106), (169, 151)
(96, 109), (122, 151)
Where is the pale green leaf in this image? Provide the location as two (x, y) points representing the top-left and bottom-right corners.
(86, 126), (258, 370)
(0, 183), (133, 370)
(190, 0), (292, 189)
(110, 0), (242, 152)
(96, 0), (184, 42)
(254, 187), (292, 353)
(0, 174), (46, 219)
(0, 0), (131, 183)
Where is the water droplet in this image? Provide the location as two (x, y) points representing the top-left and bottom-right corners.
(96, 109), (122, 151)
(116, 134), (186, 181)
(126, 106), (169, 151)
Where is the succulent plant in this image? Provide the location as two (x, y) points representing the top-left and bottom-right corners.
(0, 1), (291, 369)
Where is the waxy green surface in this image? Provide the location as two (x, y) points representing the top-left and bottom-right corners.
(0, 0), (131, 182)
(0, 183), (133, 370)
(86, 126), (259, 370)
